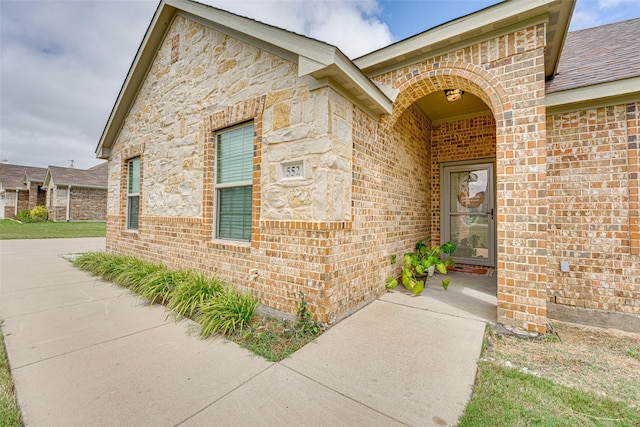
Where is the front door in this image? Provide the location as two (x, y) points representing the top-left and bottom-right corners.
(441, 161), (495, 267)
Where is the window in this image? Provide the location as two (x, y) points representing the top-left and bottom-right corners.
(127, 157), (140, 230)
(215, 123), (254, 241)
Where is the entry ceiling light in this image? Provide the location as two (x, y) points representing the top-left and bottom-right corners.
(444, 89), (464, 102)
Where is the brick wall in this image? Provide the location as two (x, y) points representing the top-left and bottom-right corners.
(47, 186), (106, 222)
(17, 190), (29, 214)
(27, 183), (45, 208)
(373, 25), (549, 332)
(547, 102), (640, 316)
(69, 188), (107, 221)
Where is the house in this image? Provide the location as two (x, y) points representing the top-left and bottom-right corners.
(0, 164), (47, 219)
(96, 0), (640, 333)
(42, 163), (108, 222)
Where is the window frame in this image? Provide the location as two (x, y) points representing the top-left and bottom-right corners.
(126, 157), (140, 231)
(214, 122), (254, 242)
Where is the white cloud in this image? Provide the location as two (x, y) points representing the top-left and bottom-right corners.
(572, 0), (640, 29)
(0, 0), (392, 169)
(204, 0), (393, 57)
(598, 0), (640, 9)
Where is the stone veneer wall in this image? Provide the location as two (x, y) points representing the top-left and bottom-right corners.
(3, 189), (17, 218)
(105, 15), (362, 321)
(372, 25), (549, 333)
(48, 186), (67, 221)
(429, 115), (497, 243)
(546, 102), (640, 317)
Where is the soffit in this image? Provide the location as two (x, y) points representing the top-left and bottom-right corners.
(417, 91), (491, 125)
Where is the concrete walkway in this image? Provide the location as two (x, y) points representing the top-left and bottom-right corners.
(0, 238), (489, 426)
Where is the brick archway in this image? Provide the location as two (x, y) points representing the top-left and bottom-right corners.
(378, 60), (550, 334)
(384, 61), (510, 130)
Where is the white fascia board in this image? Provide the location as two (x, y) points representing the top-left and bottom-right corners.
(354, 0), (557, 71)
(374, 82), (399, 103)
(333, 53), (393, 115)
(305, 57), (392, 115)
(43, 170), (52, 188)
(54, 184), (108, 190)
(546, 77), (640, 114)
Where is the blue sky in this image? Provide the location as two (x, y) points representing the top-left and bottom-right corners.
(1, 0), (639, 169)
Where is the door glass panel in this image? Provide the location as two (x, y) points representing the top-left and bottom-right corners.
(450, 170), (488, 213)
(449, 169), (489, 261)
(450, 215), (489, 260)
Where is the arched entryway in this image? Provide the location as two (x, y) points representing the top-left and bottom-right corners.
(376, 54), (550, 333)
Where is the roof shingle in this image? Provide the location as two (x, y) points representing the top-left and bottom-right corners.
(48, 163), (108, 188)
(546, 18), (640, 93)
(0, 164), (48, 189)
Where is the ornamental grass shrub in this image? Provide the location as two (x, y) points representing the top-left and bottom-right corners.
(72, 252), (257, 336)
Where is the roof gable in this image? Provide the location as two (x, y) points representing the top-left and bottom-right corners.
(95, 0), (392, 159)
(44, 163), (108, 189)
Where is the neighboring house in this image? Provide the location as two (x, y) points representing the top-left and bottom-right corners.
(0, 164), (47, 219)
(43, 163), (108, 222)
(96, 0), (640, 333)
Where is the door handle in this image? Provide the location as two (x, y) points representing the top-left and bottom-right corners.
(487, 208), (494, 220)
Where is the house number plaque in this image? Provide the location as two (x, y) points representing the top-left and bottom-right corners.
(281, 161), (304, 179)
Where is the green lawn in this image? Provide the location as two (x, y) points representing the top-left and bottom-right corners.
(0, 220), (106, 239)
(0, 323), (22, 427)
(459, 361), (640, 426)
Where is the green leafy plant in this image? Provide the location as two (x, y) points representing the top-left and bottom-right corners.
(441, 241), (457, 267)
(294, 291), (322, 336)
(198, 287), (258, 338)
(71, 252), (324, 360)
(386, 238), (453, 295)
(132, 267), (178, 305)
(15, 209), (31, 223)
(15, 206), (48, 223)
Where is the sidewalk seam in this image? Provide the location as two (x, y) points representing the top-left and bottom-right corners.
(1, 295), (122, 320)
(10, 322), (171, 370)
(378, 297), (492, 326)
(276, 363), (412, 426)
(0, 278), (110, 295)
(173, 363), (275, 426)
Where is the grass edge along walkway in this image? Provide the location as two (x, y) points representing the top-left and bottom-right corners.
(0, 321), (23, 427)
